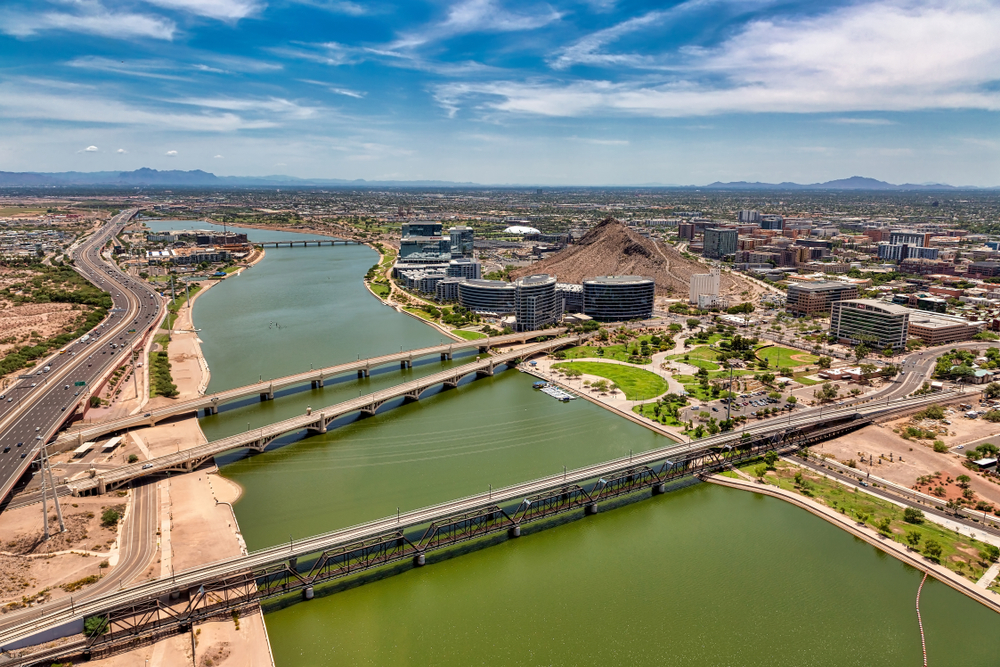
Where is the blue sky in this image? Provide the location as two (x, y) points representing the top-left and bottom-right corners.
(1, 0), (998, 185)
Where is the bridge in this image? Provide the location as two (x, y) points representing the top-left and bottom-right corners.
(257, 239), (360, 248)
(0, 391), (955, 664)
(65, 336), (581, 495)
(53, 329), (567, 452)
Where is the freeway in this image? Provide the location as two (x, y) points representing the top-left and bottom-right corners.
(0, 391), (957, 654)
(0, 209), (165, 504)
(51, 328), (567, 450)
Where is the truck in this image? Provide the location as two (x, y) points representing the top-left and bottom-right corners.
(42, 365), (50, 373)
(80, 334), (91, 343)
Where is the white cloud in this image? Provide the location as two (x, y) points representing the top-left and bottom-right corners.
(166, 150), (178, 156)
(294, 0), (368, 15)
(826, 118), (897, 126)
(116, 148), (127, 153)
(175, 96), (322, 120)
(569, 136), (629, 145)
(213, 154), (224, 158)
(0, 81), (277, 131)
(67, 56), (189, 81)
(441, 0), (1000, 117)
(141, 0), (262, 21)
(83, 145), (99, 152)
(392, 0), (561, 49)
(1, 3), (176, 40)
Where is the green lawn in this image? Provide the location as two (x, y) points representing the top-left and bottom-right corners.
(632, 403), (686, 427)
(667, 346), (722, 371)
(451, 329), (486, 340)
(404, 307), (435, 321)
(553, 361), (667, 400)
(756, 345), (818, 368)
(560, 343), (650, 364)
(370, 282), (390, 299)
(746, 459), (996, 583)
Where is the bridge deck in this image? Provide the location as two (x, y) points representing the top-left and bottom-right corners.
(0, 392), (958, 657)
(54, 328), (566, 450)
(67, 336), (579, 494)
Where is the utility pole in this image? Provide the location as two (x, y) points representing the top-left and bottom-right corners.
(132, 342), (139, 399)
(39, 450), (50, 540)
(43, 444), (65, 533)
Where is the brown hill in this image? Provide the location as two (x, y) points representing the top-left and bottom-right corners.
(510, 218), (753, 299)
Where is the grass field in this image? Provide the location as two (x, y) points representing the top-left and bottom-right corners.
(668, 346), (721, 371)
(553, 361), (667, 400)
(404, 307), (435, 321)
(756, 345), (818, 368)
(370, 283), (390, 299)
(451, 329), (486, 340)
(746, 459), (994, 582)
(632, 403), (686, 427)
(560, 340), (652, 364)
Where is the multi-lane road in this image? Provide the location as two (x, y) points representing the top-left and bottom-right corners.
(0, 209), (165, 503)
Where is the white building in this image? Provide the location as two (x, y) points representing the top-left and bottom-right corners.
(690, 266), (720, 304)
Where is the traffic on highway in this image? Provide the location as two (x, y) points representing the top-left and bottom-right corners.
(0, 209), (165, 503)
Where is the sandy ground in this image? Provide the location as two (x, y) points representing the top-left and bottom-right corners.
(0, 492), (126, 611)
(817, 412), (1000, 509)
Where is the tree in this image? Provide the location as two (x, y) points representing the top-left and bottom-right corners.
(923, 539), (942, 561)
(813, 382), (839, 403)
(101, 508), (121, 528)
(669, 323), (682, 333)
(84, 616), (108, 637)
(956, 474), (971, 489)
(905, 530), (922, 550)
(854, 510), (870, 525)
(985, 382), (1000, 399)
(753, 464), (768, 481)
(786, 395), (797, 405)
(979, 544), (1000, 563)
(903, 507), (925, 524)
(876, 516), (892, 535)
(764, 450), (778, 469)
(686, 318), (701, 330)
(855, 344), (870, 362)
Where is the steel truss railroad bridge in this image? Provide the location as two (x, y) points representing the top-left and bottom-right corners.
(10, 413), (869, 665)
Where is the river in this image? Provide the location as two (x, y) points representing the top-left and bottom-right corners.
(153, 220), (1000, 665)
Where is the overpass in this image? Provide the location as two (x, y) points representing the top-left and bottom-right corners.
(0, 391), (957, 664)
(65, 336), (581, 495)
(52, 329), (567, 451)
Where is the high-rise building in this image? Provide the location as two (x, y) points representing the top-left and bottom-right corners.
(738, 210), (761, 223)
(446, 258), (481, 280)
(458, 279), (516, 315)
(830, 299), (909, 350)
(582, 276), (655, 321)
(678, 223), (695, 240)
(448, 226), (474, 258)
(690, 266), (720, 305)
(401, 222), (443, 237)
(889, 230), (930, 247)
(760, 215), (784, 230)
(514, 274), (560, 331)
(703, 228), (738, 259)
(877, 243), (940, 261)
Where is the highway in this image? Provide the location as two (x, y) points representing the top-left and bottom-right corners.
(0, 209), (165, 503)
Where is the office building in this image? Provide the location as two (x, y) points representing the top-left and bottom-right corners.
(969, 262), (1000, 277)
(582, 276), (655, 321)
(556, 282), (584, 312)
(514, 274), (560, 331)
(401, 222), (443, 237)
(435, 277), (465, 303)
(786, 281), (859, 315)
(760, 215), (784, 230)
(458, 279), (516, 316)
(446, 258), (481, 280)
(877, 243), (940, 262)
(889, 230), (930, 247)
(678, 223), (695, 240)
(738, 210), (761, 224)
(399, 236), (452, 258)
(703, 228), (738, 259)
(448, 226), (474, 258)
(690, 267), (720, 305)
(907, 312), (983, 346)
(830, 299), (909, 350)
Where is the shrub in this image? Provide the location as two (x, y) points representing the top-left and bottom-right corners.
(127, 454), (139, 464)
(101, 508), (121, 528)
(903, 507), (925, 524)
(83, 615), (108, 637)
(932, 441), (948, 453)
(923, 539), (942, 561)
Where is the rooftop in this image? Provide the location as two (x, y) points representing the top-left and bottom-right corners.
(583, 275), (654, 285)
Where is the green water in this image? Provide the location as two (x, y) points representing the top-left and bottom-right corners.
(185, 224), (1000, 666)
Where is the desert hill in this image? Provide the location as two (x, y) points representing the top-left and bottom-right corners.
(510, 218), (755, 300)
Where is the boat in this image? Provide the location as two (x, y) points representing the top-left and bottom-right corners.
(540, 385), (576, 402)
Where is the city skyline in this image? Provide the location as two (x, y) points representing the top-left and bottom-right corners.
(1, 0), (998, 185)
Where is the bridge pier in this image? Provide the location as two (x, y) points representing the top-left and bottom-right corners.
(413, 553), (426, 567)
(400, 359), (412, 369)
(203, 406), (218, 416)
(315, 413), (327, 434)
(311, 377), (325, 389)
(440, 352), (451, 361)
(260, 392), (273, 401)
(476, 365), (494, 377)
(584, 502), (598, 515)
(652, 483), (666, 496)
(508, 526), (521, 538)
(302, 586), (314, 600)
(97, 477), (106, 495)
(358, 369), (370, 379)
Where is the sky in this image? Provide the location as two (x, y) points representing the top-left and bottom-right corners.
(0, 0), (998, 185)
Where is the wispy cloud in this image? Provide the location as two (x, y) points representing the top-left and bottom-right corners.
(299, 80), (365, 98)
(166, 150), (178, 156)
(569, 136), (629, 145)
(67, 56), (190, 81)
(293, 0), (369, 15)
(826, 118), (897, 126)
(175, 96), (322, 120)
(142, 0), (263, 21)
(1, 2), (176, 40)
(440, 0), (1000, 117)
(392, 0), (562, 49)
(81, 145), (99, 152)
(116, 148), (127, 153)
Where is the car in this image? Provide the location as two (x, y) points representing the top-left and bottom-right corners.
(957, 445), (964, 450)
(142, 463), (154, 470)
(712, 407), (718, 412)
(64, 384), (69, 390)
(2, 447), (8, 453)
(6, 398), (11, 402)
(16, 442), (22, 447)
(36, 435), (41, 440)
(859, 480), (869, 487)
(60, 406), (65, 411)
(20, 453), (26, 459)
(31, 383), (36, 387)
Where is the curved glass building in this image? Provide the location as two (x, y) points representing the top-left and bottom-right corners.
(458, 279), (516, 316)
(582, 276), (655, 321)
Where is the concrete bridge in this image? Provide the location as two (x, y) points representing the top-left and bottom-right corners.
(0, 391), (957, 663)
(257, 239), (360, 248)
(65, 336), (580, 495)
(54, 329), (567, 452)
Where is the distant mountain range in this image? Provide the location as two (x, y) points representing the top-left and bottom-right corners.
(0, 169), (991, 190)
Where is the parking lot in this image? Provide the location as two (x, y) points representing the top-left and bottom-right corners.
(682, 389), (798, 422)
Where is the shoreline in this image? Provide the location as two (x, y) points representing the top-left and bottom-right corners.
(705, 473), (1000, 614)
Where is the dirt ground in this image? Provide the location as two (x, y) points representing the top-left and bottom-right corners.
(0, 492), (128, 611)
(817, 411), (1000, 509)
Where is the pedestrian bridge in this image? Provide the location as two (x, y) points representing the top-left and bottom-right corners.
(257, 239), (361, 248)
(54, 328), (566, 451)
(66, 336), (580, 495)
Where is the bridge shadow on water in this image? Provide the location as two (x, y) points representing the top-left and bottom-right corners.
(259, 475), (701, 615)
